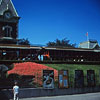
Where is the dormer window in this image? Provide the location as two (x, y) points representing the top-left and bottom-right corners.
(2, 25), (12, 37)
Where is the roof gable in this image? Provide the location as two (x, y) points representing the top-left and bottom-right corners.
(0, 0), (19, 17)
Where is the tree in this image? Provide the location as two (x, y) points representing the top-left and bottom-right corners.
(46, 38), (76, 48)
(18, 38), (30, 45)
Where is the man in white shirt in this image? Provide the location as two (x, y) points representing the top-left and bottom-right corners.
(13, 82), (19, 100)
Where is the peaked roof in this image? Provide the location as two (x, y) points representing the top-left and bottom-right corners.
(0, 0), (19, 17)
(79, 40), (100, 49)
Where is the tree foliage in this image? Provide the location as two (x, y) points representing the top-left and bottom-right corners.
(46, 38), (76, 48)
(18, 38), (30, 45)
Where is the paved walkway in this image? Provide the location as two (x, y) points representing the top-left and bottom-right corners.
(10, 92), (100, 100)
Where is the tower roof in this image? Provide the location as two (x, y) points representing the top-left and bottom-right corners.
(0, 0), (19, 17)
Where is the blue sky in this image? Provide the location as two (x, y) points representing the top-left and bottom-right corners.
(12, 0), (100, 46)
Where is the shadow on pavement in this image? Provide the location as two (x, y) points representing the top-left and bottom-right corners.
(0, 90), (10, 100)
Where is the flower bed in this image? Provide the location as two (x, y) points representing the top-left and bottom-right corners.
(8, 62), (58, 86)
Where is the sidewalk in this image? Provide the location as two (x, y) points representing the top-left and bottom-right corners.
(10, 92), (100, 100)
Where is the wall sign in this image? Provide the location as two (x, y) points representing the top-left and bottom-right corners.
(58, 70), (69, 88)
(43, 70), (54, 89)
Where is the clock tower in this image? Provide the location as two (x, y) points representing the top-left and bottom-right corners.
(0, 0), (20, 44)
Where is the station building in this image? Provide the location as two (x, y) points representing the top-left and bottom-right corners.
(0, 0), (100, 64)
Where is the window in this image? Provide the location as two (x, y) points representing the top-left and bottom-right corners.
(2, 25), (12, 37)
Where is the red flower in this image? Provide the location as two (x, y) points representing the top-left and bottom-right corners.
(8, 62), (58, 85)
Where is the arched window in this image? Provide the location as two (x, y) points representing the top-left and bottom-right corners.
(2, 25), (12, 37)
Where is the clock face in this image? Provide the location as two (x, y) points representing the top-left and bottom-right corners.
(4, 12), (11, 19)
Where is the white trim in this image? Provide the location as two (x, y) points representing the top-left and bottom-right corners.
(7, 4), (9, 10)
(10, 0), (19, 17)
(0, 45), (42, 49)
(2, 37), (13, 39)
(88, 41), (90, 49)
(3, 25), (12, 31)
(3, 25), (12, 37)
(45, 47), (100, 52)
(92, 43), (98, 49)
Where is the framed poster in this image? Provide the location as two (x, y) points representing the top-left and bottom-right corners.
(58, 70), (68, 88)
(87, 70), (95, 87)
(43, 70), (54, 89)
(74, 70), (84, 88)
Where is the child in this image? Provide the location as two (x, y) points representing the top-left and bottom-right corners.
(13, 82), (19, 100)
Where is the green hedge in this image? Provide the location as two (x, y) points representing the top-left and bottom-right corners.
(44, 64), (100, 87)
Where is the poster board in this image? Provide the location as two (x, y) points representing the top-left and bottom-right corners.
(74, 70), (84, 88)
(58, 70), (69, 88)
(43, 70), (54, 89)
(87, 70), (95, 87)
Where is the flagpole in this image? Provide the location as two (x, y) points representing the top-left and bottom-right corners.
(86, 32), (89, 41)
(86, 32), (89, 48)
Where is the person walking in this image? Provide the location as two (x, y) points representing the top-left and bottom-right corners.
(13, 82), (19, 100)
